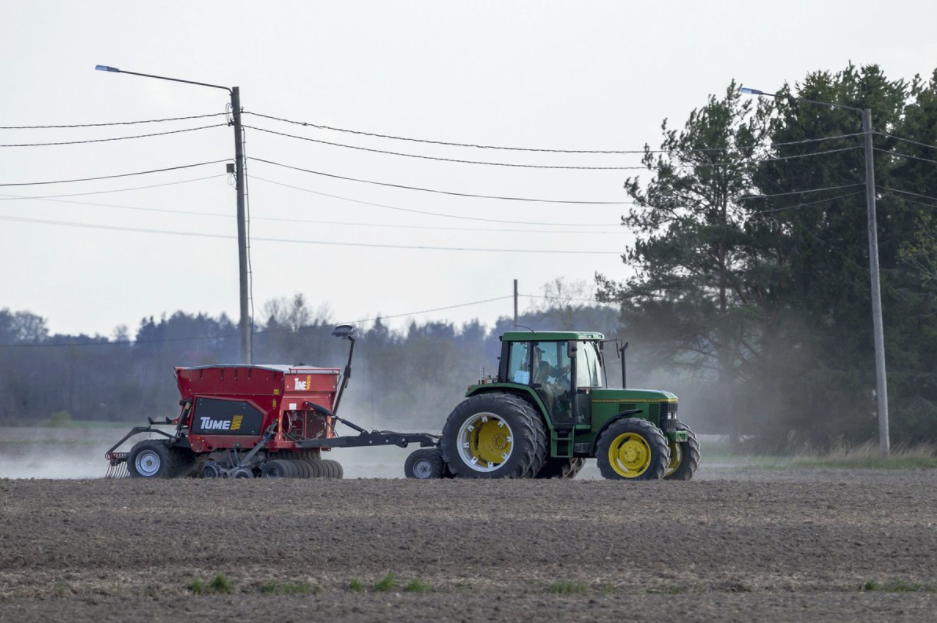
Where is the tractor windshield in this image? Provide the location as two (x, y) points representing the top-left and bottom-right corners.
(576, 341), (604, 388)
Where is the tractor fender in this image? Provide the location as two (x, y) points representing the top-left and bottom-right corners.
(465, 385), (554, 431)
(591, 409), (644, 453)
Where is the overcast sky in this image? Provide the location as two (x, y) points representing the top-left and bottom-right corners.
(2, 0), (936, 338)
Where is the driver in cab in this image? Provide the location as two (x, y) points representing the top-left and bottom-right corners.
(532, 346), (570, 415)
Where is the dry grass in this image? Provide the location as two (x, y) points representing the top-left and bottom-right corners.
(791, 442), (937, 470)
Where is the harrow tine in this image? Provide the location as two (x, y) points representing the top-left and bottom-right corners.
(105, 462), (129, 479)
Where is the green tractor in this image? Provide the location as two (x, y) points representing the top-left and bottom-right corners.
(405, 331), (699, 481)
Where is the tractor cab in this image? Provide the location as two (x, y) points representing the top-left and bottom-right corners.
(498, 332), (607, 430)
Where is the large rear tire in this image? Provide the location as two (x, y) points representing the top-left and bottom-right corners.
(441, 393), (547, 479)
(127, 440), (180, 479)
(663, 420), (701, 481)
(595, 418), (670, 481)
(535, 457), (586, 479)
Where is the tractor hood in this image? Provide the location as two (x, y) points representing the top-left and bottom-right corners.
(589, 388), (678, 403)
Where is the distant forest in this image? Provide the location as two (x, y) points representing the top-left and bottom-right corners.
(0, 285), (623, 433)
(4, 62), (937, 450)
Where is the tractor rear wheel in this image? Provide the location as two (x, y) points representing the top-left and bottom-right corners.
(663, 420), (701, 481)
(127, 440), (180, 479)
(535, 457), (586, 479)
(405, 448), (445, 479)
(441, 393), (547, 479)
(595, 418), (670, 481)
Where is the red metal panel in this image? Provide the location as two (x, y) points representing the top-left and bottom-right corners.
(175, 365), (341, 454)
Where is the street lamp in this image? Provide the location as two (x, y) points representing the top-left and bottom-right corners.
(741, 86), (890, 456)
(95, 65), (251, 364)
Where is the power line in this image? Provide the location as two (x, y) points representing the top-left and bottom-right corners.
(248, 123), (860, 171)
(0, 123), (227, 148)
(879, 187), (937, 203)
(340, 296), (514, 325)
(874, 148), (937, 166)
(738, 182), (865, 201)
(248, 157), (631, 205)
(245, 110), (864, 154)
(0, 175), (225, 201)
(0, 112), (228, 130)
(250, 175), (621, 227)
(873, 131), (937, 152)
(0, 214), (624, 254)
(0, 160), (230, 187)
(0, 192), (623, 235)
(243, 124), (642, 170)
(879, 191), (937, 209)
(751, 191), (864, 215)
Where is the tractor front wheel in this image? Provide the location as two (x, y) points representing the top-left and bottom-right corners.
(663, 420), (701, 481)
(127, 440), (181, 479)
(441, 393), (547, 479)
(595, 418), (670, 481)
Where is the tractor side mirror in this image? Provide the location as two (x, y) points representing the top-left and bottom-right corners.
(332, 324), (357, 340)
(567, 341), (578, 358)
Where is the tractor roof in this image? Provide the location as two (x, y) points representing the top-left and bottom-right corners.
(501, 331), (605, 342)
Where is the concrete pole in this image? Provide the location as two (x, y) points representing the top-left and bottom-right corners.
(862, 108), (889, 456)
(231, 87), (251, 364)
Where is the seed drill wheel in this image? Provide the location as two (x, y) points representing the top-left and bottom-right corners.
(261, 459), (293, 478)
(595, 418), (670, 481)
(663, 420), (701, 481)
(127, 440), (187, 479)
(535, 457), (586, 479)
(319, 459), (344, 479)
(441, 393), (547, 479)
(405, 448), (445, 479)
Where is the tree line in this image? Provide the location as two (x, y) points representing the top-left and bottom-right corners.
(599, 63), (937, 449)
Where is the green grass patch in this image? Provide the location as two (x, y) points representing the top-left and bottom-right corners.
(373, 573), (396, 592)
(403, 578), (431, 593)
(259, 580), (312, 595)
(548, 581), (588, 595)
(52, 581), (69, 597)
(188, 574), (234, 595)
(862, 579), (933, 593)
(349, 578), (364, 592)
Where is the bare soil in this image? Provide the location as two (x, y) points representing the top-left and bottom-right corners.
(1, 470), (935, 622)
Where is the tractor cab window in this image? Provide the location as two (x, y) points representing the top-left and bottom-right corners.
(576, 341), (605, 388)
(508, 341), (531, 384)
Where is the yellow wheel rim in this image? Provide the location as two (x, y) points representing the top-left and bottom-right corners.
(608, 432), (652, 478)
(665, 439), (682, 477)
(457, 413), (514, 472)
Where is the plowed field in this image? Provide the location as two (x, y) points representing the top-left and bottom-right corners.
(1, 470), (935, 622)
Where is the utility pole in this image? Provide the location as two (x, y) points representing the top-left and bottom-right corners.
(513, 279), (518, 329)
(231, 87), (251, 364)
(95, 66), (252, 364)
(862, 108), (890, 455)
